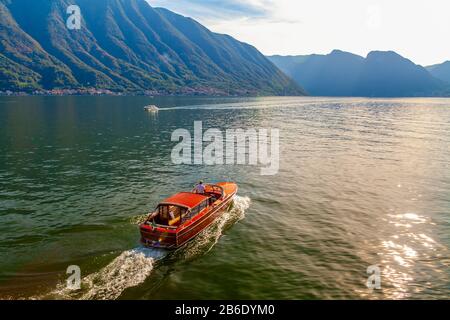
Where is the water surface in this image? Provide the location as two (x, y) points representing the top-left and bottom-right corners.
(0, 96), (449, 299)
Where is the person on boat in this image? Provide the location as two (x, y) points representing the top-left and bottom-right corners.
(194, 181), (205, 194)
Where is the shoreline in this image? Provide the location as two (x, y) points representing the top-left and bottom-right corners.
(0, 87), (305, 98)
(0, 91), (301, 98)
(2, 92), (450, 99)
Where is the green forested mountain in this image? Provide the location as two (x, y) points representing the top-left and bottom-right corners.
(269, 50), (448, 97)
(0, 0), (305, 95)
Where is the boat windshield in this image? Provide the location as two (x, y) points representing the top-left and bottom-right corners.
(201, 185), (223, 198)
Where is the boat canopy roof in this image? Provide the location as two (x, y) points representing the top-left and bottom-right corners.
(160, 192), (209, 209)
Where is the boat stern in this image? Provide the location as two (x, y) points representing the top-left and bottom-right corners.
(139, 224), (177, 249)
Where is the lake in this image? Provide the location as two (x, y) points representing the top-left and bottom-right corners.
(0, 96), (449, 299)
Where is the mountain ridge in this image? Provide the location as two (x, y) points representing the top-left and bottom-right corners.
(268, 50), (449, 97)
(427, 61), (450, 85)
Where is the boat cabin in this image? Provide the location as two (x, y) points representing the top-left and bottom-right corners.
(148, 185), (224, 227)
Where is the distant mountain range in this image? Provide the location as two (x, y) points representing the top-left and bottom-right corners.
(427, 61), (450, 85)
(0, 0), (304, 95)
(269, 50), (450, 97)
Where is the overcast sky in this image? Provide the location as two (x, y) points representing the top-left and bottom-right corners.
(147, 0), (450, 66)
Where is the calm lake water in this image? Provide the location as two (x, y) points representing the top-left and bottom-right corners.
(0, 96), (449, 300)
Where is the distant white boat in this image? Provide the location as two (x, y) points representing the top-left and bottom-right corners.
(144, 105), (159, 112)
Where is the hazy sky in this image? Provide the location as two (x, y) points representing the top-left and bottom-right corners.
(147, 0), (450, 66)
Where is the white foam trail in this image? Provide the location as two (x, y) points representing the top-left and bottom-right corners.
(80, 247), (166, 300)
(232, 195), (251, 217)
(41, 247), (166, 300)
(156, 97), (354, 111)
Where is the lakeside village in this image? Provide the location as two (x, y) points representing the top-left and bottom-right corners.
(0, 88), (157, 96)
(0, 86), (250, 97)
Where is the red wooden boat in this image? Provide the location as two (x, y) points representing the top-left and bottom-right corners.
(140, 182), (238, 249)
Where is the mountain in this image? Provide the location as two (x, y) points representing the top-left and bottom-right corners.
(0, 0), (305, 95)
(268, 50), (448, 97)
(427, 61), (450, 84)
(355, 51), (445, 97)
(269, 50), (364, 96)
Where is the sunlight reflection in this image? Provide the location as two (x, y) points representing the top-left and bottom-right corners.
(387, 213), (428, 224)
(376, 211), (439, 299)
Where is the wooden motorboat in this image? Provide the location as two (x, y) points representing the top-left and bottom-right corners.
(140, 182), (238, 249)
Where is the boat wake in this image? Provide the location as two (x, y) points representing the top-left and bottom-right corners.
(79, 247), (166, 300)
(174, 195), (251, 260)
(39, 196), (250, 300)
(155, 97), (349, 111)
(41, 247), (166, 300)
